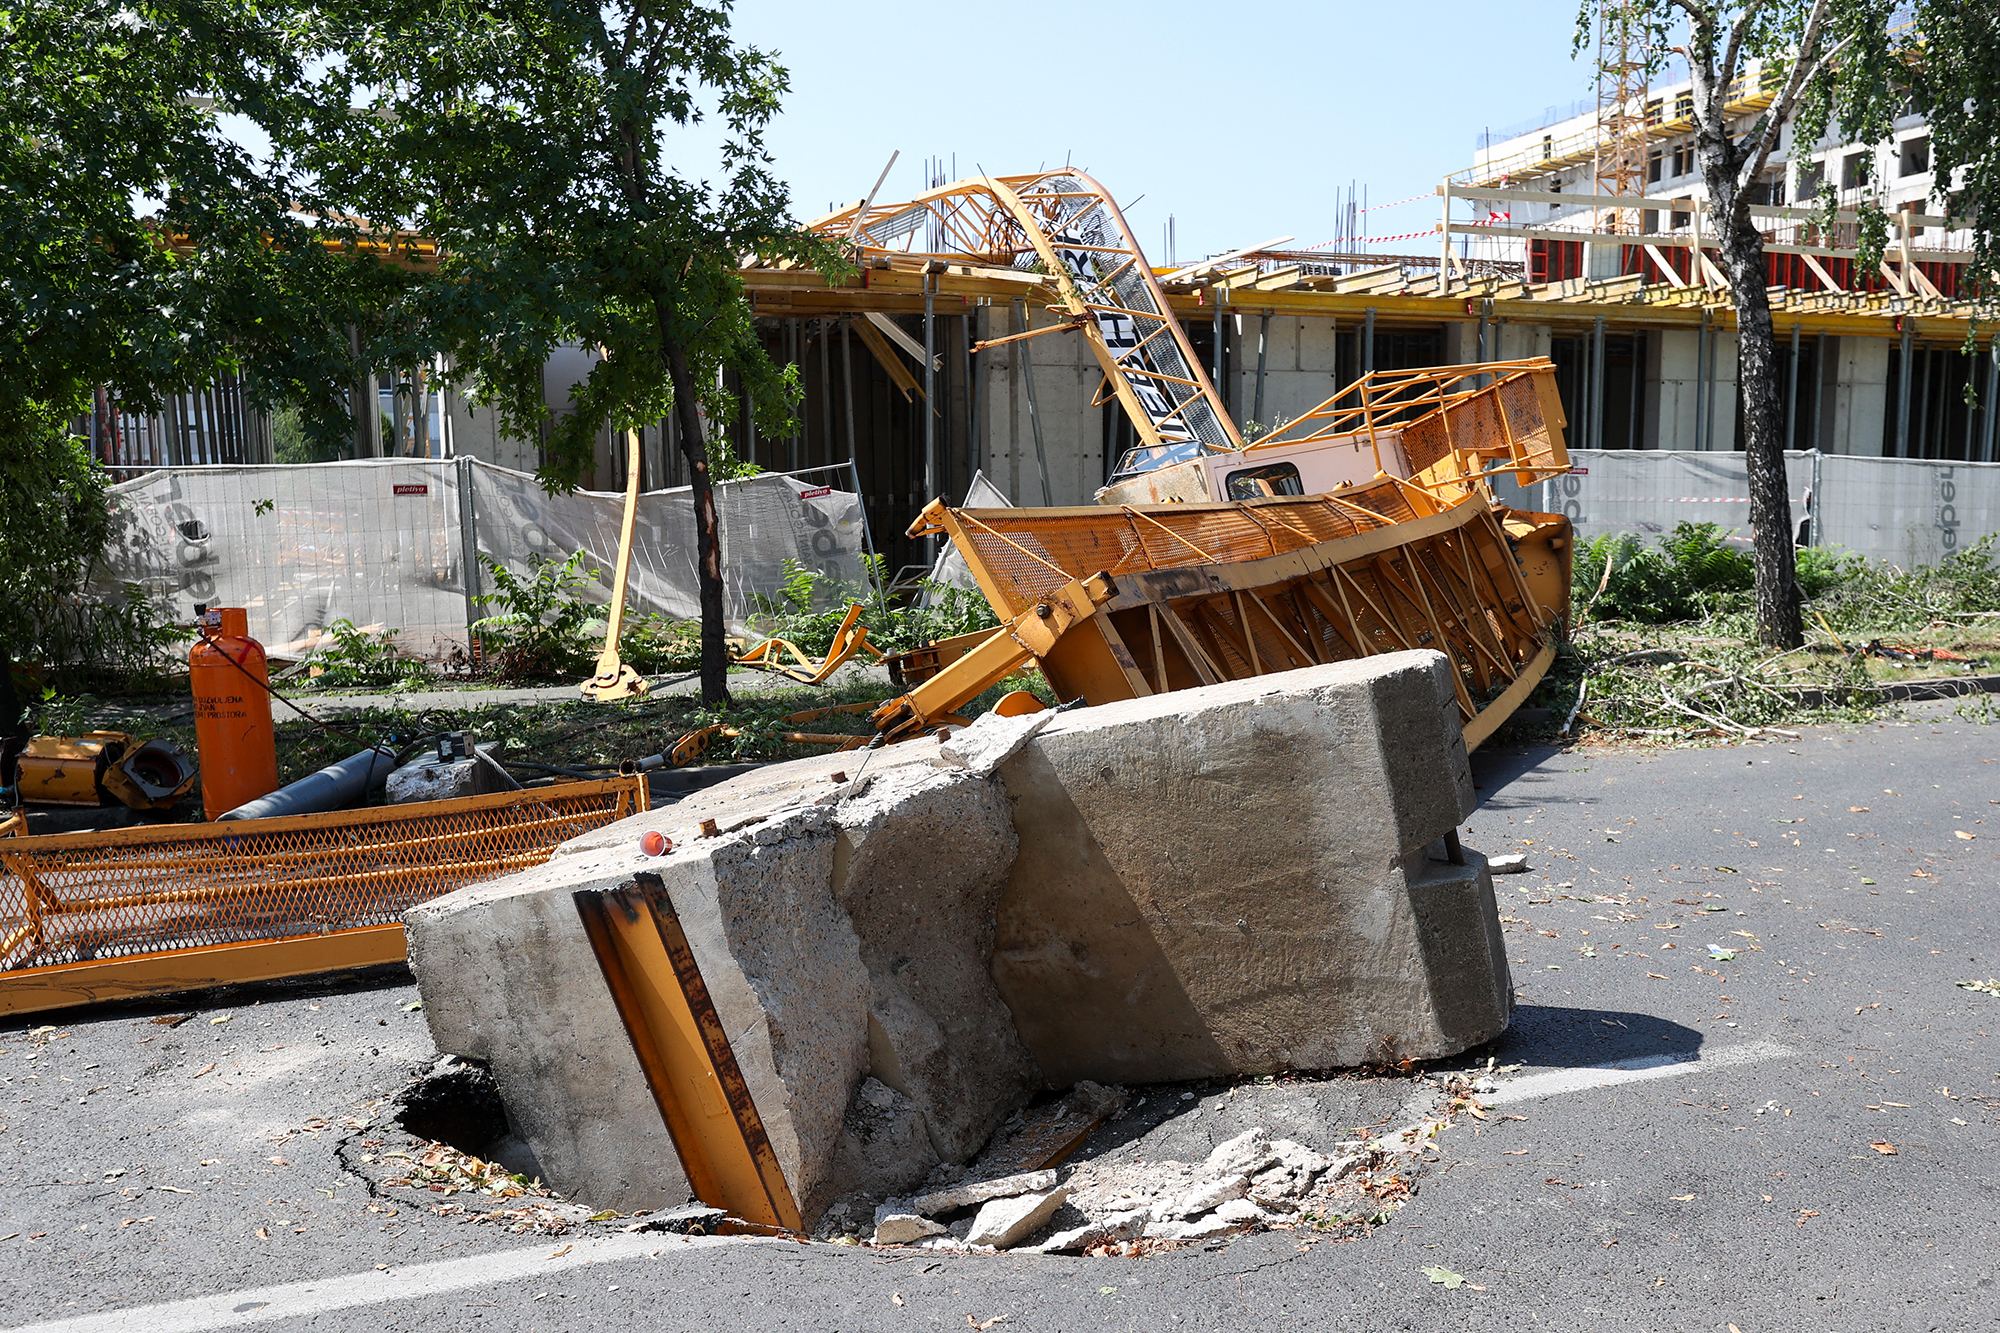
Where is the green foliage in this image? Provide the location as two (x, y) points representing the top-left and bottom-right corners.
(745, 559), (1001, 658)
(1575, 526), (2000, 632)
(287, 0), (851, 492)
(307, 619), (431, 691)
(272, 404), (351, 465)
(1805, 535), (2000, 636)
(33, 688), (96, 737)
(0, 412), (112, 653)
(0, 0), (406, 459)
(29, 579), (182, 693)
(618, 614), (703, 675)
(1573, 522), (1755, 624)
(471, 552), (601, 683)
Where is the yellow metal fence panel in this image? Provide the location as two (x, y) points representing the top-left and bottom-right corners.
(0, 777), (642, 1011)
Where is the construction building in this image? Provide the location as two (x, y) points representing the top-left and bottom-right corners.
(80, 66), (1995, 572)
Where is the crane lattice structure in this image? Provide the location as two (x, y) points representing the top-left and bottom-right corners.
(809, 172), (1244, 477)
(1593, 0), (1654, 236)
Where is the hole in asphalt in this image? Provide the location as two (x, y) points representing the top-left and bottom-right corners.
(395, 1063), (512, 1158)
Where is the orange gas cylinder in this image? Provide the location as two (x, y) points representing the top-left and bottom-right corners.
(189, 607), (280, 820)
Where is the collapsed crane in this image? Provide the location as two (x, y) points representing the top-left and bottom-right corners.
(802, 172), (1575, 747)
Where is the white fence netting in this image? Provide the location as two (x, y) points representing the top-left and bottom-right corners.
(1529, 450), (2000, 567)
(99, 459), (870, 658)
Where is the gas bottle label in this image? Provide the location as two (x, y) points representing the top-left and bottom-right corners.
(200, 609), (222, 630)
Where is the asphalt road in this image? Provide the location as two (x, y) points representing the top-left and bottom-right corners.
(3, 701), (1995, 1332)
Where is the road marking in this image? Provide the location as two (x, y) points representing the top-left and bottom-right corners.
(1484, 1040), (1790, 1106)
(2, 1232), (761, 1333)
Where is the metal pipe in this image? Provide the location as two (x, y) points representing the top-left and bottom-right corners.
(1253, 311), (1271, 429)
(1914, 344), (1933, 459)
(841, 318), (857, 471)
(787, 318), (800, 472)
(1704, 310), (1720, 451)
(1809, 335), (1824, 453)
(1965, 342), (1980, 462)
(217, 749), (397, 822)
(1362, 307), (1376, 376)
(1211, 284), (1225, 400)
(964, 311), (976, 496)
(819, 318), (833, 471)
(1590, 315), (1606, 451)
(923, 273), (936, 552)
(1786, 324), (1801, 451)
(1694, 314), (1707, 451)
(1628, 330), (1643, 451)
(1896, 320), (1913, 457)
(1984, 337), (2000, 463)
(1014, 299), (1052, 506)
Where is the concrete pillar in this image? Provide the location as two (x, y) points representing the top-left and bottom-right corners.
(1821, 336), (1889, 456)
(1227, 316), (1344, 432)
(1707, 331), (1740, 453)
(1494, 322), (1550, 362)
(974, 303), (1103, 505)
(1442, 320), (1481, 365)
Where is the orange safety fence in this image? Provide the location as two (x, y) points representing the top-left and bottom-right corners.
(0, 776), (645, 1015)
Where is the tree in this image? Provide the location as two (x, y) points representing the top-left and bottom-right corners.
(1577, 1), (1999, 648)
(0, 0), (397, 664)
(292, 0), (846, 706)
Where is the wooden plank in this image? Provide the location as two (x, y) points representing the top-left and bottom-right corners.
(850, 316), (924, 400)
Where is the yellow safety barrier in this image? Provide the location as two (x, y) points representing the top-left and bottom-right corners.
(0, 776), (645, 1016)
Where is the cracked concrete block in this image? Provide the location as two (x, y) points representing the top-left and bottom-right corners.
(872, 1210), (947, 1245)
(1030, 1207), (1150, 1254)
(406, 805), (870, 1226)
(990, 652), (1509, 1083)
(833, 1078), (939, 1204)
(1164, 1174), (1249, 1221)
(906, 1169), (1058, 1218)
(964, 1184), (1072, 1249)
(831, 763), (1040, 1163)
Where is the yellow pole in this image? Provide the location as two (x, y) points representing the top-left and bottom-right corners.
(581, 428), (650, 701)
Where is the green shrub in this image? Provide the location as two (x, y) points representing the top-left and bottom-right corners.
(1574, 526), (1999, 634)
(471, 551), (600, 682)
(307, 619), (431, 690)
(619, 614), (703, 674)
(1574, 522), (1755, 624)
(744, 558), (1000, 658)
(29, 580), (183, 694)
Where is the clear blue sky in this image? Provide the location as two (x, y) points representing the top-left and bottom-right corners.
(727, 0), (1600, 260)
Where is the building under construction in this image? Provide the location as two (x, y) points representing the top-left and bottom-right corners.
(82, 75), (1996, 576)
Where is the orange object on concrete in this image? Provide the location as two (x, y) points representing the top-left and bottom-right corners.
(189, 608), (280, 820)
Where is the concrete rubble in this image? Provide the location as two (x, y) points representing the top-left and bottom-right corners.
(404, 651), (1512, 1233)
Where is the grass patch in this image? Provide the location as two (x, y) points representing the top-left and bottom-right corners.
(1514, 527), (1999, 747)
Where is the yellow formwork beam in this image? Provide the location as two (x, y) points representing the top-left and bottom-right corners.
(574, 873), (802, 1234)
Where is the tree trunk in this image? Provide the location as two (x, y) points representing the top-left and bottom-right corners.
(663, 340), (733, 707)
(1716, 215), (1806, 649)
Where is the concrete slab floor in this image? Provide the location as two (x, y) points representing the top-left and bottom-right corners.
(1, 700), (1994, 1332)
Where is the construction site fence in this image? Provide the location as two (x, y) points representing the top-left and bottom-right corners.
(96, 459), (872, 660)
(1489, 450), (1999, 569)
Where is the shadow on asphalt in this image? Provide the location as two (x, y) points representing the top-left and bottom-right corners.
(1479, 1003), (1703, 1070)
(1468, 743), (1600, 815)
(8, 961), (414, 1031)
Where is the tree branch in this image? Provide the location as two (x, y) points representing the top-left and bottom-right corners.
(1736, 0), (1843, 193)
(1719, 0), (1769, 96)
